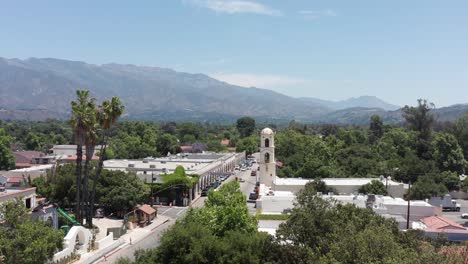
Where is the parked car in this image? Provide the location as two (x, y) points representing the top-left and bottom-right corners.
(239, 178), (245, 182)
(462, 213), (468, 219)
(201, 187), (211, 197)
(251, 171), (257, 176)
(241, 167), (246, 171)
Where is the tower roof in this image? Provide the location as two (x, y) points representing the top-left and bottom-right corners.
(261, 127), (274, 135)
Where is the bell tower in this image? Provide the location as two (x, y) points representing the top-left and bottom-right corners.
(259, 127), (275, 187)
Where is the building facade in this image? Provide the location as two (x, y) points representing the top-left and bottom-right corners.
(259, 128), (275, 187)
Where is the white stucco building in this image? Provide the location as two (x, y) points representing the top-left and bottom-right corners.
(0, 187), (37, 209)
(259, 128), (276, 187)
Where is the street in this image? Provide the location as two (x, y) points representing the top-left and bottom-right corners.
(441, 199), (468, 227)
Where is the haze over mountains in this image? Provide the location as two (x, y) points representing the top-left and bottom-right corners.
(1, 57), (467, 124)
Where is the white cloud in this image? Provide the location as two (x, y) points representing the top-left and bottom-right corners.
(298, 9), (337, 19)
(186, 0), (282, 16)
(210, 72), (306, 88)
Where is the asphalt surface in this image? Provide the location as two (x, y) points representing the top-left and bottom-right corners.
(440, 199), (468, 227)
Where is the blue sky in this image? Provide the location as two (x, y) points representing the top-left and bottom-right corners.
(1, 0), (467, 107)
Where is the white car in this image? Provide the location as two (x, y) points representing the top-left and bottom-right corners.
(462, 213), (468, 219)
(241, 167), (246, 171)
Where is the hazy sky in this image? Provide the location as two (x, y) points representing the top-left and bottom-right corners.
(1, 0), (467, 107)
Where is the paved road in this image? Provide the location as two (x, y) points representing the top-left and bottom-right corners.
(441, 199), (468, 227)
(97, 220), (173, 263)
(237, 163), (258, 215)
(157, 206), (189, 219)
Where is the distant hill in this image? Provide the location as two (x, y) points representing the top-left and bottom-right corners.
(298, 96), (400, 111)
(0, 57), (467, 124)
(0, 57), (331, 122)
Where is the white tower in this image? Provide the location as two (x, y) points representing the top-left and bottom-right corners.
(259, 127), (275, 187)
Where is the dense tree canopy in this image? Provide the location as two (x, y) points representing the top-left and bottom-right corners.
(0, 199), (64, 264)
(358, 179), (388, 195)
(0, 128), (15, 170)
(32, 164), (149, 216)
(236, 117), (256, 138)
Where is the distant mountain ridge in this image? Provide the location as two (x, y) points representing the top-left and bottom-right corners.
(298, 96), (400, 111)
(0, 57), (467, 124)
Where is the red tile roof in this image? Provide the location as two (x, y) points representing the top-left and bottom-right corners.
(421, 216), (466, 231)
(220, 139), (230, 146)
(7, 177), (23, 183)
(180, 146), (193, 151)
(137, 204), (156, 215)
(13, 151), (43, 163)
(15, 163), (41, 168)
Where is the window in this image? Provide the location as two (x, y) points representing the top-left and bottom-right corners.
(25, 198), (31, 209)
(264, 138), (270, 148)
(264, 152), (270, 163)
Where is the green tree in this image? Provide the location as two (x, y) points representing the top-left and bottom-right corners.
(358, 180), (388, 195)
(236, 116), (256, 138)
(275, 182), (443, 263)
(0, 199), (63, 264)
(24, 132), (43, 150)
(335, 144), (378, 177)
(96, 170), (150, 217)
(70, 90), (95, 224)
(409, 176), (448, 200)
(369, 114), (384, 144)
(402, 99), (435, 159)
(0, 128), (15, 170)
(432, 132), (466, 173)
(235, 136), (258, 156)
(455, 114), (468, 159)
(156, 133), (180, 156)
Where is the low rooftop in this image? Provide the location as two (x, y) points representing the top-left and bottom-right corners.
(0, 187), (36, 199)
(275, 177), (407, 187)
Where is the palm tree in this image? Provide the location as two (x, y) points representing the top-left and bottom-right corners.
(88, 97), (124, 227)
(83, 102), (97, 227)
(70, 90), (89, 224)
(70, 90), (96, 225)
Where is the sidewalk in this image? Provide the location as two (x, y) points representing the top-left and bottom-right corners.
(78, 215), (171, 264)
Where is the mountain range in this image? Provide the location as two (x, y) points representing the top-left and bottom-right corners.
(1, 57), (467, 124)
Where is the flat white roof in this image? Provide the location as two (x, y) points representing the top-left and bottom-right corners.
(259, 192), (433, 208)
(103, 153), (237, 175)
(10, 164), (53, 172)
(104, 159), (209, 173)
(275, 177), (406, 187)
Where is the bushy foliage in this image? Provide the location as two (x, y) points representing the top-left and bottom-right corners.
(358, 179), (388, 195)
(0, 199), (64, 264)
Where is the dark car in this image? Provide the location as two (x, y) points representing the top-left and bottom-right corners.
(201, 187), (212, 197)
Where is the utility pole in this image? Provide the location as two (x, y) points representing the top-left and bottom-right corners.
(406, 182), (411, 230)
(151, 172), (154, 206)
